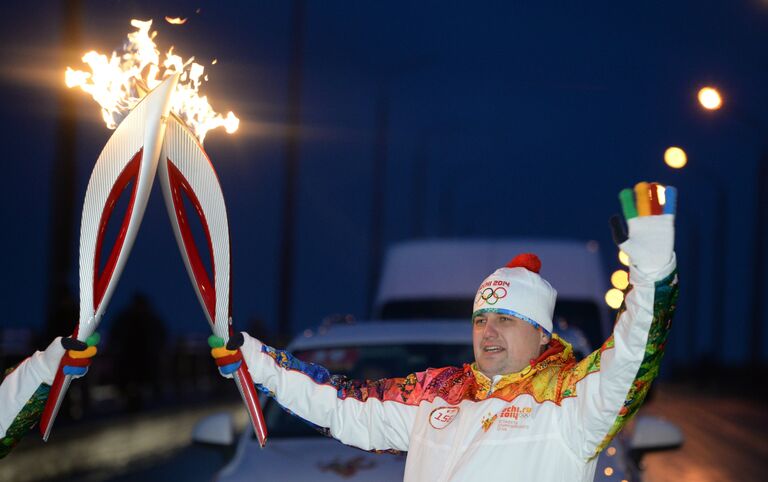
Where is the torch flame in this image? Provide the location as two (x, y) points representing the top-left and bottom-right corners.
(65, 19), (238, 143)
(165, 16), (188, 25)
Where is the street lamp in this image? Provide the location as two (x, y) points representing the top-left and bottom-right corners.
(694, 85), (767, 363)
(664, 146), (728, 361)
(698, 86), (723, 111)
(276, 0), (306, 344)
(367, 55), (436, 313)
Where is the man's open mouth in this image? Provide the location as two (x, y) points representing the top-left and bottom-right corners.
(483, 346), (505, 353)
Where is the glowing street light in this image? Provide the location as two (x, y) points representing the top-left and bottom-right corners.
(692, 84), (767, 362)
(664, 146), (688, 169)
(698, 86), (723, 111)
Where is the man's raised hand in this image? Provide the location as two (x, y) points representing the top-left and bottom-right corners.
(609, 182), (677, 275)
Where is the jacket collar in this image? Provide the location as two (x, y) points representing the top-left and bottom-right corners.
(471, 334), (573, 399)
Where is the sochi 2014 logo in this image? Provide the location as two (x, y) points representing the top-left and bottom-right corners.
(475, 280), (510, 307)
(482, 404), (533, 432)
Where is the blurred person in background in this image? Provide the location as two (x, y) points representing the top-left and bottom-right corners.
(211, 182), (679, 481)
(109, 293), (167, 411)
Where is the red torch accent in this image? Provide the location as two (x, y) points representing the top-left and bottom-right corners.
(166, 159), (217, 321)
(92, 150), (142, 309)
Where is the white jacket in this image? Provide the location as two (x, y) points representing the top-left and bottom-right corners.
(240, 260), (677, 481)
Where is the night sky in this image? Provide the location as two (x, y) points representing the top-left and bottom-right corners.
(0, 1), (766, 367)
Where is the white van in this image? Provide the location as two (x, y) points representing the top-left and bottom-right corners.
(374, 239), (612, 355)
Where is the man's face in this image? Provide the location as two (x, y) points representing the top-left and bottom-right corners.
(472, 312), (549, 378)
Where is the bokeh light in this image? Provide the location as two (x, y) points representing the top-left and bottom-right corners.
(664, 146), (688, 169)
(610, 270), (629, 290)
(605, 288), (624, 309)
(618, 251), (630, 266)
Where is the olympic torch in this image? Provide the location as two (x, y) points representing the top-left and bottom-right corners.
(157, 113), (268, 446)
(40, 74), (179, 440)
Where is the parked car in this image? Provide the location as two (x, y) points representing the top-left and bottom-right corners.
(194, 320), (682, 481)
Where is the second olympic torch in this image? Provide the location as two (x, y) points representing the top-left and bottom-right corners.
(158, 114), (268, 446)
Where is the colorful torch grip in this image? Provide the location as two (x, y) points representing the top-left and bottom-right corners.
(234, 359), (268, 446)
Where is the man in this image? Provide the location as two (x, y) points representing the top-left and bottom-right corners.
(0, 335), (98, 458)
(211, 182), (678, 481)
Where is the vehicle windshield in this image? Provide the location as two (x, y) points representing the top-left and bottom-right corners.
(260, 343), (474, 439)
(379, 298), (604, 352)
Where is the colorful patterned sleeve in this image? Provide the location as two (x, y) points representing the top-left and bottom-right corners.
(239, 335), (427, 452)
(0, 364), (50, 459)
(260, 344), (426, 403)
(258, 346), (428, 452)
(561, 266), (678, 460)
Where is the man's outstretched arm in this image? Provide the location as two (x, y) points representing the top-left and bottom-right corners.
(561, 182), (679, 460)
(212, 333), (423, 452)
(0, 336), (98, 459)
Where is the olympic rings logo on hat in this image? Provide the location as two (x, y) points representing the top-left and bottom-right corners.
(478, 287), (507, 305)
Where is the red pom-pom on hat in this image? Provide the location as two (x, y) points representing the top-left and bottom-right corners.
(506, 253), (542, 273)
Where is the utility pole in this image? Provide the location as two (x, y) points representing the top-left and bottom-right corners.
(365, 55), (436, 315)
(276, 0), (305, 345)
(44, 0), (81, 341)
(367, 84), (389, 312)
(749, 151), (767, 363)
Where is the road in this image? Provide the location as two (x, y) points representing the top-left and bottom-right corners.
(642, 385), (768, 482)
(0, 400), (246, 482)
(2, 383), (766, 481)
(98, 384), (768, 482)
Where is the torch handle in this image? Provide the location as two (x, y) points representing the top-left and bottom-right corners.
(232, 358), (267, 447)
(39, 358), (75, 441)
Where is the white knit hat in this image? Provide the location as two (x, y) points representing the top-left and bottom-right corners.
(472, 253), (557, 335)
